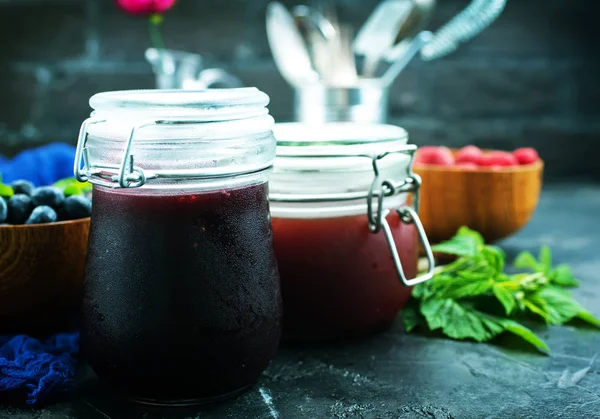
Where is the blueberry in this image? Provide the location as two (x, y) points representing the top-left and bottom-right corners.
(7, 194), (33, 224)
(11, 180), (35, 196)
(26, 206), (57, 225)
(0, 198), (6, 223)
(62, 195), (92, 220)
(31, 186), (65, 209)
(55, 204), (68, 222)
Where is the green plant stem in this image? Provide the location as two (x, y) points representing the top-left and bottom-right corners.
(148, 15), (166, 51)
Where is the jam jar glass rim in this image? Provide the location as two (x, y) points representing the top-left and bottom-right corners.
(76, 88), (276, 189)
(90, 88), (270, 121)
(273, 122), (408, 157)
(269, 121), (414, 204)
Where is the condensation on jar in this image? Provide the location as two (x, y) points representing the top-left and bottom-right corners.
(268, 122), (434, 341)
(74, 88), (282, 405)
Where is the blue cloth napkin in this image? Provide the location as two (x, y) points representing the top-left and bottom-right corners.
(0, 143), (77, 186)
(0, 333), (79, 405)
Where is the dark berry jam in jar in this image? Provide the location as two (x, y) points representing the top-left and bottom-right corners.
(269, 123), (435, 341)
(74, 89), (282, 405)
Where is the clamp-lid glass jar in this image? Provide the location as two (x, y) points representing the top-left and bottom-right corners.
(75, 89), (282, 405)
(269, 122), (434, 341)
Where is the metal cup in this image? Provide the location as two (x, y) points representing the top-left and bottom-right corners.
(294, 80), (390, 124)
(145, 48), (243, 90)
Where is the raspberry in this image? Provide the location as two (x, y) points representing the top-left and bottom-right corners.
(480, 151), (518, 167)
(513, 147), (539, 165)
(414, 146), (454, 166)
(455, 145), (483, 165)
(414, 146), (439, 164)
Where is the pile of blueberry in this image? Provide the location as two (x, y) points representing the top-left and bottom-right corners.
(0, 179), (92, 225)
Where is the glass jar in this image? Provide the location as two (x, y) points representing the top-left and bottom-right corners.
(269, 122), (434, 341)
(74, 89), (282, 405)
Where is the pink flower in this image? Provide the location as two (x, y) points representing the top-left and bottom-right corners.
(116, 0), (176, 16)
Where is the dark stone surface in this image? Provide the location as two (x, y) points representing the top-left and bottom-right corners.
(2, 183), (600, 418)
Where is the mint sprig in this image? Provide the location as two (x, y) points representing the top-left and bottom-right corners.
(0, 183), (14, 198)
(405, 227), (599, 354)
(0, 172), (13, 198)
(53, 177), (92, 196)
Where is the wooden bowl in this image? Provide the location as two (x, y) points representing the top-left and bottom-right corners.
(413, 155), (544, 244)
(0, 218), (90, 334)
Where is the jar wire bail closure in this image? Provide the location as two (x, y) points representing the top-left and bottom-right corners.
(367, 146), (435, 287)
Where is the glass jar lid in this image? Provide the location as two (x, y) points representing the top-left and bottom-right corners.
(90, 88), (270, 121)
(75, 88), (276, 189)
(273, 121), (408, 155)
(269, 122), (413, 201)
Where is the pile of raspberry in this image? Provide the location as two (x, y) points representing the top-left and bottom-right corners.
(414, 146), (540, 169)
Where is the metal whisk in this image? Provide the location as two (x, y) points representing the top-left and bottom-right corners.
(421, 0), (507, 60)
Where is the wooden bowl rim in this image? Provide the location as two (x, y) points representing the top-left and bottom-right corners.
(414, 157), (544, 174)
(0, 217), (90, 229)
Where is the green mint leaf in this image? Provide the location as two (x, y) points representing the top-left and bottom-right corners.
(482, 245), (505, 274)
(523, 299), (550, 323)
(539, 246), (552, 272)
(419, 298), (550, 353)
(54, 177), (92, 196)
(535, 287), (583, 325)
(63, 184), (83, 196)
(0, 184), (14, 198)
(431, 226), (484, 257)
(77, 180), (93, 194)
(550, 265), (579, 288)
(53, 177), (79, 189)
(440, 276), (492, 300)
(420, 299), (448, 330)
(535, 287), (600, 327)
(411, 281), (429, 299)
(453, 267), (490, 281)
(492, 284), (516, 315)
(498, 318), (550, 354)
(420, 299), (502, 342)
(402, 305), (422, 333)
(513, 250), (540, 272)
(576, 311), (600, 328)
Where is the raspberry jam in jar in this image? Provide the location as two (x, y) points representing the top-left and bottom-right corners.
(269, 123), (434, 341)
(74, 89), (282, 405)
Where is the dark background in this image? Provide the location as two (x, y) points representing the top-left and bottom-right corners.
(0, 0), (599, 180)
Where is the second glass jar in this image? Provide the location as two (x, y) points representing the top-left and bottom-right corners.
(269, 122), (434, 341)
